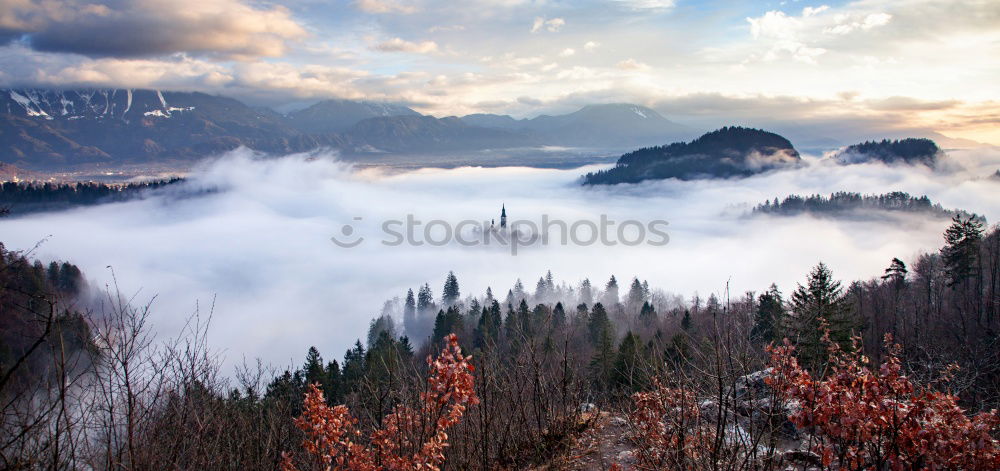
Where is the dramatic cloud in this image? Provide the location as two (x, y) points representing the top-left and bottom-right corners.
(3, 147), (999, 370)
(1, 0), (998, 143)
(2, 0), (307, 59)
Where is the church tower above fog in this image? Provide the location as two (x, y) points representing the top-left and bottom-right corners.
(500, 204), (507, 229)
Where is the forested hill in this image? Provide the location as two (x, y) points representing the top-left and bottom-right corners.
(833, 138), (940, 166)
(583, 126), (800, 184)
(0, 178), (183, 215)
(750, 191), (981, 221)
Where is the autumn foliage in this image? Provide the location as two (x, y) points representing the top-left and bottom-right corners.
(767, 332), (1000, 470)
(627, 378), (716, 470)
(281, 333), (478, 471)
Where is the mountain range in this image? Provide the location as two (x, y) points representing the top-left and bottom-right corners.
(0, 88), (694, 169)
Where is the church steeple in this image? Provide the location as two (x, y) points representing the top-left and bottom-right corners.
(500, 204), (507, 228)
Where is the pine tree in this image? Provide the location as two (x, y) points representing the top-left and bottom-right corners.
(576, 303), (589, 324)
(489, 300), (502, 331)
(552, 302), (566, 327)
(324, 360), (342, 405)
(532, 303), (551, 331)
(627, 278), (645, 312)
(516, 299), (532, 337)
(604, 276), (619, 306)
(752, 284), (785, 345)
(341, 341), (367, 394)
(403, 288), (416, 337)
(367, 315), (397, 349)
(788, 263), (857, 370)
(364, 331), (407, 412)
(589, 322), (616, 393)
(941, 216), (984, 287)
(432, 306), (464, 344)
(579, 278), (593, 306)
(302, 347), (326, 388)
(681, 309), (692, 331)
(614, 332), (648, 391)
(512, 279), (526, 302)
(535, 277), (550, 301)
(442, 271), (460, 305)
(638, 301), (657, 324)
(882, 258), (908, 288)
(397, 336), (414, 357)
(432, 309), (447, 344)
(418, 284), (434, 312)
(588, 303), (613, 346)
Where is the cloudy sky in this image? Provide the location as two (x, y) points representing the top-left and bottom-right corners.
(0, 0), (997, 144)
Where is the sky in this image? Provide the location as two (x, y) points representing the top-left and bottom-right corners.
(0, 0), (998, 144)
(3, 147), (999, 369)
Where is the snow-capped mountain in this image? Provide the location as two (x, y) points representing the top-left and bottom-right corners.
(0, 88), (697, 169)
(0, 88), (319, 167)
(0, 89), (194, 122)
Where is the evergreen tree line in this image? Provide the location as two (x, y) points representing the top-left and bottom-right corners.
(0, 178), (183, 215)
(837, 138), (939, 165)
(751, 190), (980, 220)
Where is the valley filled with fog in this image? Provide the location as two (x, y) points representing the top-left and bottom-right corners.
(2, 147), (998, 371)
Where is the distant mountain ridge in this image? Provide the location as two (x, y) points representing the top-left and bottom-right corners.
(0, 88), (698, 169)
(286, 99), (420, 134)
(583, 126), (801, 184)
(461, 103), (694, 148)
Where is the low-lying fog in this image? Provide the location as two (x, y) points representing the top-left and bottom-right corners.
(3, 147), (999, 370)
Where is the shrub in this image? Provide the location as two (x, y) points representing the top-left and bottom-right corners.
(767, 332), (1000, 470)
(282, 333), (478, 471)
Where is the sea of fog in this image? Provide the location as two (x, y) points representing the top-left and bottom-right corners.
(2, 147), (999, 371)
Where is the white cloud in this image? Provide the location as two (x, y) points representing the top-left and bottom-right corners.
(803, 5), (830, 17)
(428, 24), (465, 33)
(583, 41), (600, 51)
(374, 37), (439, 54)
(747, 5), (894, 64)
(353, 0), (418, 14)
(824, 12), (893, 35)
(616, 58), (650, 70)
(531, 17), (565, 33)
(559, 48), (575, 57)
(613, 0), (675, 11)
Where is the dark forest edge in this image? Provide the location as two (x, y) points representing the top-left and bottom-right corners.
(1, 214), (998, 469)
(0, 178), (184, 216)
(750, 190), (983, 222)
